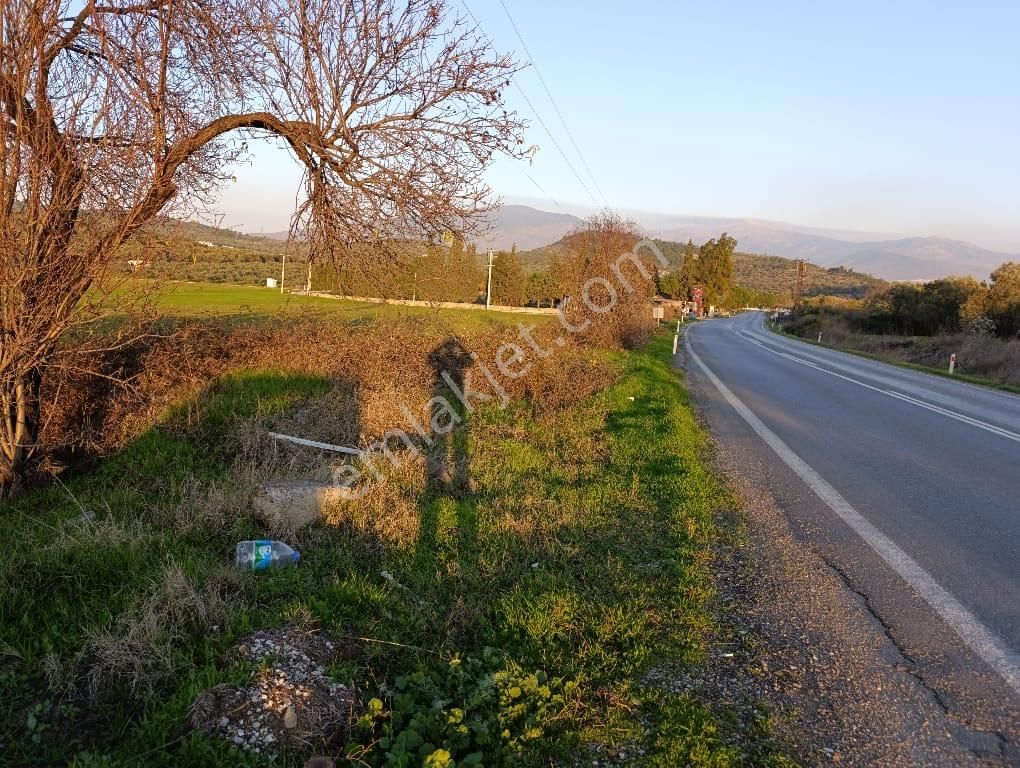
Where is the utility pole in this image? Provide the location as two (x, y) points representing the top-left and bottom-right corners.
(793, 259), (805, 315)
(485, 249), (495, 310)
(412, 252), (428, 302)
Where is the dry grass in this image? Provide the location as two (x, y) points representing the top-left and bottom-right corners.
(37, 314), (622, 486)
(799, 313), (1020, 387)
(2, 331), (787, 766)
(79, 565), (241, 698)
(320, 455), (427, 549)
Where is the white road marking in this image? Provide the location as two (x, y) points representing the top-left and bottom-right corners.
(757, 313), (1020, 402)
(735, 330), (1020, 445)
(685, 332), (1020, 696)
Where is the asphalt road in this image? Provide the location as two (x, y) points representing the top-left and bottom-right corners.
(684, 311), (1020, 758)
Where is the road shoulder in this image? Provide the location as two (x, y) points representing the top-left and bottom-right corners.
(677, 335), (1019, 767)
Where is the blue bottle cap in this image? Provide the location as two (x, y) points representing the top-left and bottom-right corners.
(291, 551), (301, 563)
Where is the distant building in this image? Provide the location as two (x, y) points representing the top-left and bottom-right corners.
(653, 295), (700, 319)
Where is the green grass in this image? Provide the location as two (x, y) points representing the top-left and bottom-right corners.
(138, 281), (534, 330)
(0, 333), (790, 767)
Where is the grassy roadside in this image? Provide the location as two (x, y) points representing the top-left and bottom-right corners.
(768, 320), (1020, 396)
(0, 331), (790, 766)
(120, 280), (537, 330)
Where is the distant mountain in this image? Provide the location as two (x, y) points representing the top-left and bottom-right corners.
(642, 218), (1016, 281)
(829, 237), (1014, 282)
(487, 205), (1015, 281)
(477, 205), (583, 251)
(259, 206), (584, 252)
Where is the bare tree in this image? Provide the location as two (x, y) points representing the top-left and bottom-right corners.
(0, 0), (523, 497)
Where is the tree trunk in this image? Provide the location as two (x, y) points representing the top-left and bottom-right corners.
(0, 368), (43, 501)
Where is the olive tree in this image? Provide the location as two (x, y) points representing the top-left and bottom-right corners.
(0, 0), (524, 497)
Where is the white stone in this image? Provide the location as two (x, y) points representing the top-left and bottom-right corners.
(251, 480), (358, 528)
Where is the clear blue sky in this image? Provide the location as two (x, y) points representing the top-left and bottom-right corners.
(215, 0), (1020, 252)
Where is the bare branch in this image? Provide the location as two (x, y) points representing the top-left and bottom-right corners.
(0, 0), (523, 496)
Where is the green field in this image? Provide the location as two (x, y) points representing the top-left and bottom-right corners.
(145, 281), (531, 330)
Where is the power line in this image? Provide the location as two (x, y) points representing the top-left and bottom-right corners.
(510, 82), (602, 209)
(495, 0), (610, 209)
(457, 0), (604, 211)
(521, 168), (564, 210)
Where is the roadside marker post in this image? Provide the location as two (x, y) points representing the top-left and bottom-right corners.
(672, 333), (679, 355)
(949, 353), (957, 374)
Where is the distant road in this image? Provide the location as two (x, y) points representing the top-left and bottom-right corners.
(685, 312), (1020, 727)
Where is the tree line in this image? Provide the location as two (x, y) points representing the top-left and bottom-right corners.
(860, 263), (1020, 338)
(311, 231), (751, 310)
(311, 239), (485, 303)
(491, 232), (748, 309)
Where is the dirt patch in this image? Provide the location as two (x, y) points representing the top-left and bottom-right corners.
(190, 626), (356, 757)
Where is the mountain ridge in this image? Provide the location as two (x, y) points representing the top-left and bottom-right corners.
(482, 205), (1015, 281)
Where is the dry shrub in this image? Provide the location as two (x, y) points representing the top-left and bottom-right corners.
(141, 413), (340, 537)
(357, 383), (431, 440)
(811, 314), (1020, 387)
(81, 564), (241, 698)
(257, 319), (620, 444)
(521, 350), (617, 415)
(924, 333), (1020, 385)
(254, 318), (444, 387)
(37, 309), (626, 490)
(39, 322), (260, 473)
(267, 383), (363, 447)
(163, 465), (272, 537)
(453, 323), (621, 415)
(554, 213), (658, 350)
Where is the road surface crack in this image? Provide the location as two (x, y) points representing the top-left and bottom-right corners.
(820, 555), (1009, 761)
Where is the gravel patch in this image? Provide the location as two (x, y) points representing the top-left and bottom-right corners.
(190, 626), (356, 757)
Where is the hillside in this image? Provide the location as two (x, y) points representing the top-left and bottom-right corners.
(822, 237), (1012, 282)
(119, 220), (302, 286)
(517, 238), (887, 300)
(154, 220), (289, 253)
(733, 253), (887, 299)
(120, 217), (888, 300)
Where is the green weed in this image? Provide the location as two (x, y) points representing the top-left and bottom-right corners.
(0, 333), (790, 766)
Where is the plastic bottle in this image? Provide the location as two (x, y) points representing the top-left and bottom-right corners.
(235, 540), (301, 570)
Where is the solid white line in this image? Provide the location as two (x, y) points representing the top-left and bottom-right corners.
(735, 330), (1020, 445)
(757, 312), (1020, 403)
(685, 332), (1020, 696)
